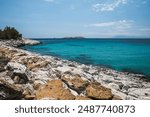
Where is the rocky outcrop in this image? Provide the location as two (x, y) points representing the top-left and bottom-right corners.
(0, 42), (150, 100)
(22, 38), (41, 45)
(0, 39), (25, 47)
(0, 38), (40, 47)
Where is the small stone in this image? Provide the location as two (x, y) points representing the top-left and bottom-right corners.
(13, 76), (20, 84)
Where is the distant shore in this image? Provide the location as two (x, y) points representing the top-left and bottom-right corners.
(0, 38), (150, 100)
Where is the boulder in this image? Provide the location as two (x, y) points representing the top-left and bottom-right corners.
(86, 82), (113, 100)
(62, 75), (89, 94)
(0, 79), (23, 99)
(6, 62), (31, 84)
(36, 80), (75, 100)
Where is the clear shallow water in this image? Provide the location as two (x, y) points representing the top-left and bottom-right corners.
(21, 38), (150, 77)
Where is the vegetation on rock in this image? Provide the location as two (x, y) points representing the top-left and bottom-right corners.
(0, 26), (22, 39)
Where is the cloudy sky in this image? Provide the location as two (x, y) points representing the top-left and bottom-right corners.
(0, 0), (150, 38)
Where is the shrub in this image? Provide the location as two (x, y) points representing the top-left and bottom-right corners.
(0, 26), (22, 40)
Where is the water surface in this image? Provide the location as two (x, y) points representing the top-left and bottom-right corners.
(21, 38), (150, 77)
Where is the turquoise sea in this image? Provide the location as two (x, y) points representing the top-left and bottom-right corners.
(21, 38), (150, 77)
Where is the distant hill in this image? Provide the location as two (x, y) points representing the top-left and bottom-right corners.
(113, 35), (137, 38)
(63, 36), (85, 39)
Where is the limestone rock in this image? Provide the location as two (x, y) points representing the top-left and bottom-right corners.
(112, 95), (122, 100)
(86, 82), (113, 100)
(36, 80), (75, 100)
(22, 38), (41, 45)
(0, 79), (23, 99)
(1, 42), (150, 100)
(62, 75), (89, 94)
(0, 57), (9, 72)
(0, 39), (25, 47)
(27, 61), (49, 70)
(33, 80), (46, 90)
(6, 62), (30, 84)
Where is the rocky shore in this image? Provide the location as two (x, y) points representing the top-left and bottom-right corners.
(0, 39), (150, 100)
(0, 38), (40, 47)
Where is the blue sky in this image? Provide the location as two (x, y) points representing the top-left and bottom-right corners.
(0, 0), (150, 38)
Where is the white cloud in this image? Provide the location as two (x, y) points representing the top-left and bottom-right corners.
(89, 20), (134, 29)
(93, 0), (127, 12)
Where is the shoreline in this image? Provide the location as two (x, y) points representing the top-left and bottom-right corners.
(20, 38), (150, 81)
(0, 39), (150, 100)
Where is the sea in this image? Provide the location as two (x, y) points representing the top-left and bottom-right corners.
(21, 38), (150, 78)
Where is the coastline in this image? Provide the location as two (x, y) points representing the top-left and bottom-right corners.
(0, 39), (150, 100)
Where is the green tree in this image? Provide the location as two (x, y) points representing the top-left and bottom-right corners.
(0, 26), (22, 40)
(0, 29), (2, 38)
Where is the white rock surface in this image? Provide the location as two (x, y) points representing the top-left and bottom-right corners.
(22, 38), (40, 45)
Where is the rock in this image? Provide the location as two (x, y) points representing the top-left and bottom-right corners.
(24, 83), (35, 96)
(75, 96), (91, 100)
(36, 80), (75, 100)
(107, 83), (120, 90)
(0, 39), (25, 47)
(20, 57), (40, 66)
(112, 95), (122, 100)
(0, 79), (23, 99)
(57, 66), (72, 73)
(1, 43), (150, 100)
(33, 80), (46, 90)
(0, 57), (10, 72)
(62, 75), (89, 94)
(86, 82), (113, 100)
(27, 61), (49, 70)
(32, 70), (51, 82)
(13, 76), (20, 84)
(128, 88), (150, 99)
(111, 90), (127, 100)
(6, 62), (30, 84)
(24, 95), (35, 100)
(22, 38), (41, 45)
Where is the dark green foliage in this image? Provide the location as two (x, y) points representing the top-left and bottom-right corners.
(0, 26), (22, 40)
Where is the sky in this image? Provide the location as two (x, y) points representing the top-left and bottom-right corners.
(0, 0), (150, 38)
